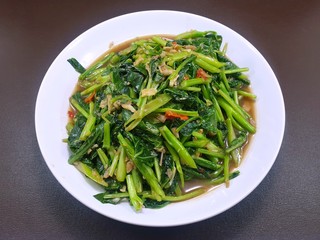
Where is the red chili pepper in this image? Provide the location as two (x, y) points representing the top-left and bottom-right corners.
(165, 111), (189, 121)
(68, 110), (75, 119)
(84, 91), (95, 103)
(196, 68), (208, 80)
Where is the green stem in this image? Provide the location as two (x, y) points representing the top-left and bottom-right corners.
(137, 163), (165, 200)
(209, 170), (240, 185)
(192, 131), (223, 152)
(102, 120), (111, 149)
(180, 78), (212, 88)
(67, 58), (86, 74)
(220, 71), (231, 92)
(218, 89), (250, 119)
(176, 116), (199, 132)
(126, 174), (144, 211)
(216, 129), (225, 148)
(116, 146), (127, 182)
(218, 98), (256, 134)
(102, 192), (129, 199)
(226, 118), (241, 166)
(138, 76), (152, 118)
(228, 111), (244, 131)
(211, 94), (224, 122)
(108, 147), (120, 177)
(74, 162), (108, 187)
(154, 158), (161, 182)
(151, 36), (167, 46)
(174, 30), (206, 39)
(164, 142), (185, 188)
(224, 154), (230, 186)
(155, 108), (199, 117)
(208, 167), (224, 179)
(79, 102), (96, 141)
(125, 94), (172, 131)
(193, 157), (220, 170)
(132, 168), (143, 193)
(237, 90), (257, 99)
(226, 132), (248, 153)
(168, 55), (196, 86)
(233, 90), (239, 105)
(97, 148), (109, 169)
(201, 84), (210, 100)
(117, 133), (165, 199)
(70, 98), (89, 118)
(165, 51), (190, 66)
(178, 86), (201, 92)
(197, 148), (225, 159)
(143, 188), (206, 202)
(224, 67), (249, 75)
(160, 126), (197, 169)
(80, 74), (112, 96)
(192, 51), (225, 68)
(79, 53), (115, 80)
(184, 139), (210, 148)
(195, 58), (221, 73)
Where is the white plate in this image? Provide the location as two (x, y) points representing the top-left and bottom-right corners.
(35, 10), (285, 227)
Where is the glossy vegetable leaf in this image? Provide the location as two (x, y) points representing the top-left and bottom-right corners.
(66, 30), (256, 211)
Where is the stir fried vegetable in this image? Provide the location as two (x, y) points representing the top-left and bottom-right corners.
(66, 30), (256, 211)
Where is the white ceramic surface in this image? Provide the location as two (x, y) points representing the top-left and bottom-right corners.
(35, 10), (285, 227)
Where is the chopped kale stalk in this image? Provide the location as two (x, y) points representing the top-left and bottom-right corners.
(65, 30), (256, 211)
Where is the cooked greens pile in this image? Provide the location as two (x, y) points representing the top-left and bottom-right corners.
(66, 30), (256, 211)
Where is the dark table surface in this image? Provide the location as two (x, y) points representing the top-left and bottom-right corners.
(1, 1), (320, 239)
